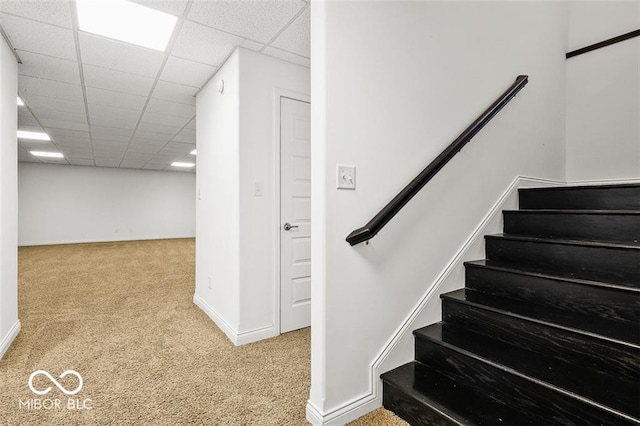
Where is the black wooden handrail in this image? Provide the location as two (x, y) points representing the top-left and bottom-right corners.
(566, 29), (640, 59)
(346, 75), (529, 246)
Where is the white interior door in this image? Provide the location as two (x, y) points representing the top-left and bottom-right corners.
(280, 97), (311, 333)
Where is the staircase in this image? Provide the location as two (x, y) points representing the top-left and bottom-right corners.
(381, 184), (640, 425)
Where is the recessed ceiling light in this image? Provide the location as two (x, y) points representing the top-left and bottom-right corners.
(171, 162), (195, 168)
(190, 149), (197, 155)
(17, 97), (24, 106)
(76, 0), (178, 52)
(18, 130), (50, 141)
(30, 151), (64, 158)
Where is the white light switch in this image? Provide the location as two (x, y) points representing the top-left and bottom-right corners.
(337, 164), (356, 190)
(253, 181), (263, 196)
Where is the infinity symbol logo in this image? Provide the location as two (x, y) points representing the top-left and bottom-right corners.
(28, 370), (83, 396)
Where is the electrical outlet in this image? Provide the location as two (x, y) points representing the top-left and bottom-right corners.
(336, 164), (356, 190)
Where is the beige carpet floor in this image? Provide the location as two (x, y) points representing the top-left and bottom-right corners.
(0, 238), (406, 425)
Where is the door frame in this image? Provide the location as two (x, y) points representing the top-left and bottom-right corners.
(272, 89), (311, 335)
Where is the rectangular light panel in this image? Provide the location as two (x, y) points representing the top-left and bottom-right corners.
(76, 0), (178, 52)
(18, 130), (51, 141)
(31, 151), (64, 158)
(171, 162), (194, 168)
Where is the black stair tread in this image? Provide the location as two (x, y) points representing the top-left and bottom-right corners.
(382, 362), (471, 426)
(382, 361), (560, 426)
(464, 259), (640, 293)
(520, 183), (640, 191)
(441, 289), (640, 349)
(505, 209), (640, 214)
(518, 184), (640, 210)
(414, 323), (640, 417)
(486, 233), (640, 249)
(463, 260), (640, 343)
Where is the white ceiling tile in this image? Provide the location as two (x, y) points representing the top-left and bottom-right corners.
(60, 147), (93, 157)
(47, 128), (89, 139)
(18, 116), (40, 128)
(95, 159), (122, 168)
(127, 144), (162, 154)
(262, 46), (309, 68)
(88, 103), (141, 129)
(85, 87), (147, 111)
(160, 56), (217, 88)
(152, 80), (196, 105)
(179, 127), (196, 138)
(0, 1), (73, 28)
(141, 111), (191, 128)
(29, 107), (87, 126)
(171, 133), (195, 144)
(171, 20), (241, 66)
(79, 32), (165, 78)
(187, 1), (305, 43)
(90, 125), (133, 138)
(137, 122), (182, 136)
(120, 162), (147, 169)
(129, 0), (188, 17)
(17, 50), (80, 85)
(270, 6), (309, 57)
(146, 98), (195, 119)
(131, 130), (172, 142)
(239, 39), (264, 52)
(143, 163), (168, 170)
(0, 13), (76, 60)
(92, 134), (131, 145)
(22, 94), (85, 115)
(67, 158), (95, 166)
(83, 64), (154, 96)
(159, 141), (193, 153)
(19, 75), (84, 103)
(39, 119), (88, 132)
(54, 137), (92, 147)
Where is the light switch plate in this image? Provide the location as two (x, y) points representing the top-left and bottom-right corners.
(253, 181), (263, 196)
(336, 164), (356, 190)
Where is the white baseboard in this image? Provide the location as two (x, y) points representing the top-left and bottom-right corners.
(0, 320), (21, 360)
(193, 294), (277, 346)
(19, 235), (196, 247)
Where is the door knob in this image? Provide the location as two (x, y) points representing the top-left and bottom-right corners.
(283, 223), (299, 231)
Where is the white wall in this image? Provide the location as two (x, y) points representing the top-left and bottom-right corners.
(18, 163), (195, 246)
(195, 49), (242, 338)
(566, 1), (640, 181)
(308, 1), (568, 423)
(195, 48), (310, 344)
(0, 34), (19, 359)
(237, 49), (310, 336)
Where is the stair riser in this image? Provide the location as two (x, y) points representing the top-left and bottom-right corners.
(465, 264), (640, 342)
(503, 212), (640, 242)
(415, 323), (640, 417)
(415, 339), (636, 425)
(485, 237), (640, 286)
(519, 186), (640, 210)
(441, 299), (640, 390)
(383, 381), (461, 426)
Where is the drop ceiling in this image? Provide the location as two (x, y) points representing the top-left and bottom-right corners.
(0, 0), (310, 172)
